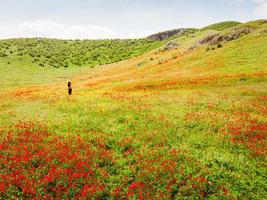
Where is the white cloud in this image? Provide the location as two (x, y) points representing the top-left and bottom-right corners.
(252, 0), (267, 3)
(236, 0), (267, 3)
(255, 2), (267, 17)
(0, 20), (120, 39)
(237, 0), (267, 18)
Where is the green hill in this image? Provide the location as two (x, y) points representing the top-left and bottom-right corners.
(0, 20), (255, 70)
(0, 38), (162, 68)
(202, 21), (241, 31)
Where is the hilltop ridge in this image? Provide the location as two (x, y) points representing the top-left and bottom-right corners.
(0, 19), (266, 73)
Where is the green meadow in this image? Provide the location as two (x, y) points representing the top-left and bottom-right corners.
(0, 20), (266, 199)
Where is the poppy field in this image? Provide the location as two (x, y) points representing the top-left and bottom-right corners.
(0, 20), (266, 199)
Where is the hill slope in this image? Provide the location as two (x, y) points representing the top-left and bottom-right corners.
(0, 38), (162, 68)
(0, 20), (266, 199)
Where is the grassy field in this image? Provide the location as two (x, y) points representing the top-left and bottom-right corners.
(0, 20), (266, 199)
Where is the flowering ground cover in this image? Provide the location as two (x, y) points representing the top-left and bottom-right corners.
(0, 122), (229, 199)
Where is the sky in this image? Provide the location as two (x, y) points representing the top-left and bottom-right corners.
(0, 0), (266, 39)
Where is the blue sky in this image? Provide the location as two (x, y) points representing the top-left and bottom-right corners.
(0, 0), (266, 39)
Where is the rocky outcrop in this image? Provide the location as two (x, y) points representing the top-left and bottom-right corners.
(164, 41), (179, 50)
(197, 27), (251, 46)
(147, 29), (186, 41)
(197, 33), (221, 45)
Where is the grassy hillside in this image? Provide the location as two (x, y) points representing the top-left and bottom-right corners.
(0, 20), (266, 199)
(202, 21), (241, 31)
(0, 38), (161, 68)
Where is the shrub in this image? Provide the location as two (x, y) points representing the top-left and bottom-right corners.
(0, 52), (7, 57)
(217, 43), (223, 48)
(172, 54), (178, 59)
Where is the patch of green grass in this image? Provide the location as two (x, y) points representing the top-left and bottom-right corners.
(202, 21), (241, 31)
